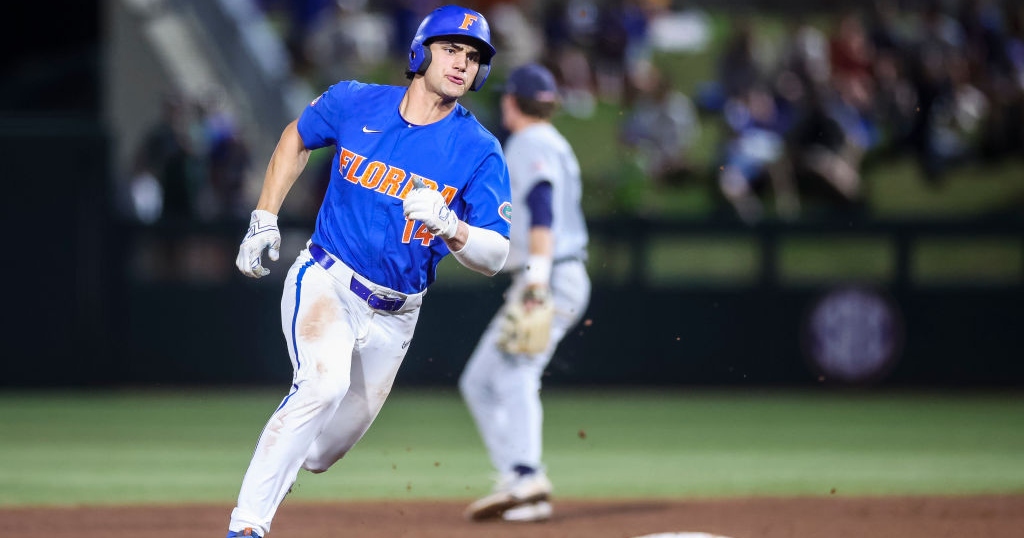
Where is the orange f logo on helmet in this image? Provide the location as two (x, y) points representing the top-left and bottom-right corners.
(459, 14), (478, 30)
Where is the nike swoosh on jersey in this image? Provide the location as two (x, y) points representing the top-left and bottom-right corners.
(362, 126), (382, 133)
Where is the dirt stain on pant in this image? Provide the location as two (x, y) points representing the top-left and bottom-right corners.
(299, 296), (338, 341)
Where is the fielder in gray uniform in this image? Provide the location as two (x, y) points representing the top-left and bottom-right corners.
(459, 63), (591, 523)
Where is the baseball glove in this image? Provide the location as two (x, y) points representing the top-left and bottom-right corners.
(497, 287), (555, 355)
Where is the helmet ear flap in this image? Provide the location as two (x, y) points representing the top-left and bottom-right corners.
(417, 46), (433, 76)
(471, 63), (490, 92)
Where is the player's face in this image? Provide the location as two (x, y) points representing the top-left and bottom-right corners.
(425, 40), (481, 101)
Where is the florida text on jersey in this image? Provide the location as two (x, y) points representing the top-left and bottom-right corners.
(297, 81), (512, 293)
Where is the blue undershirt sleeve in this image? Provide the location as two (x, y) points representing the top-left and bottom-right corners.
(526, 181), (553, 228)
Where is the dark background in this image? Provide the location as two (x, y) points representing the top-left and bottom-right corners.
(3, 1), (1022, 389)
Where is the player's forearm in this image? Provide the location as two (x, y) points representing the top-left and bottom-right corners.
(256, 120), (310, 214)
(450, 226), (509, 276)
(441, 220), (469, 251)
(524, 227), (554, 286)
(528, 227), (554, 257)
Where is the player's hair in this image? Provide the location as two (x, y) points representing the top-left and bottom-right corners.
(513, 96), (557, 120)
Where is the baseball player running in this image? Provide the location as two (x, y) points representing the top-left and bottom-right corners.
(224, 6), (511, 538)
(459, 63), (591, 523)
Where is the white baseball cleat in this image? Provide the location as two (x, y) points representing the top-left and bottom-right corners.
(465, 471), (553, 521)
(502, 500), (553, 522)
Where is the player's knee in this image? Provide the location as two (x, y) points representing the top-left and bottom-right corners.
(494, 372), (540, 400)
(303, 453), (344, 474)
(307, 376), (352, 406)
(303, 462), (328, 473)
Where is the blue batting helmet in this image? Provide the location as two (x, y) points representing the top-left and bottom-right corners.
(406, 5), (495, 91)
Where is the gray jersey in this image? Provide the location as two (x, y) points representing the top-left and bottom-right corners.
(502, 123), (588, 271)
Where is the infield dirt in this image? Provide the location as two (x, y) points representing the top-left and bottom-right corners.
(4, 495), (1023, 537)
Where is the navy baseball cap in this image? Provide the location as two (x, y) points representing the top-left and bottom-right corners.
(504, 63), (558, 102)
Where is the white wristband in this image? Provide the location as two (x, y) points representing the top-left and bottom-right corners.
(252, 209), (278, 224)
(524, 255), (552, 286)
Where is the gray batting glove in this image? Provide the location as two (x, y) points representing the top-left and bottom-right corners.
(402, 180), (459, 240)
(235, 209), (281, 278)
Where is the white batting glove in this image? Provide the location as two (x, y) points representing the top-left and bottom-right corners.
(403, 180), (459, 240)
(235, 209), (281, 278)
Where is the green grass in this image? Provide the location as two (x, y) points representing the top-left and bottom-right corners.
(866, 156), (1024, 218)
(1, 388), (1023, 506)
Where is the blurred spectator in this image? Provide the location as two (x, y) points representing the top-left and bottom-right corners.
(252, 0), (1024, 223)
(825, 11), (881, 165)
(927, 53), (990, 171)
(620, 66), (700, 186)
(716, 85), (797, 223)
(905, 0), (969, 181)
(200, 94), (252, 221)
(302, 0), (394, 87)
(126, 91), (241, 283)
(544, 0), (599, 117)
(128, 91), (252, 224)
(256, 0), (335, 80)
(958, 0), (1022, 160)
(1004, 4), (1024, 154)
(779, 18), (831, 90)
(784, 80), (863, 207)
(855, 1), (918, 153)
(769, 19), (867, 212)
(128, 93), (207, 224)
(591, 0), (650, 106)
(697, 18), (763, 114)
(382, 0), (435, 58)
(829, 11), (876, 111)
(697, 1), (1024, 220)
(487, 2), (544, 70)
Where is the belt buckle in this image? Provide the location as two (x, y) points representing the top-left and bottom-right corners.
(366, 291), (404, 311)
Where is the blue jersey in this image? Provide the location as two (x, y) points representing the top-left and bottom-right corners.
(297, 81), (512, 294)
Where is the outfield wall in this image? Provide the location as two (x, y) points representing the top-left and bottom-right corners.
(101, 265), (1022, 389)
(8, 206), (1024, 389)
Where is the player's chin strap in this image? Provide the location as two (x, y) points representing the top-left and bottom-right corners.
(452, 226), (509, 276)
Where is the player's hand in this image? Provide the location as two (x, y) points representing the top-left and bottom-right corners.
(235, 209), (281, 278)
(497, 286), (555, 355)
(520, 285), (551, 311)
(403, 179), (459, 240)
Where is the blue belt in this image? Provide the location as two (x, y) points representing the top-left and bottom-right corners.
(308, 243), (406, 312)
